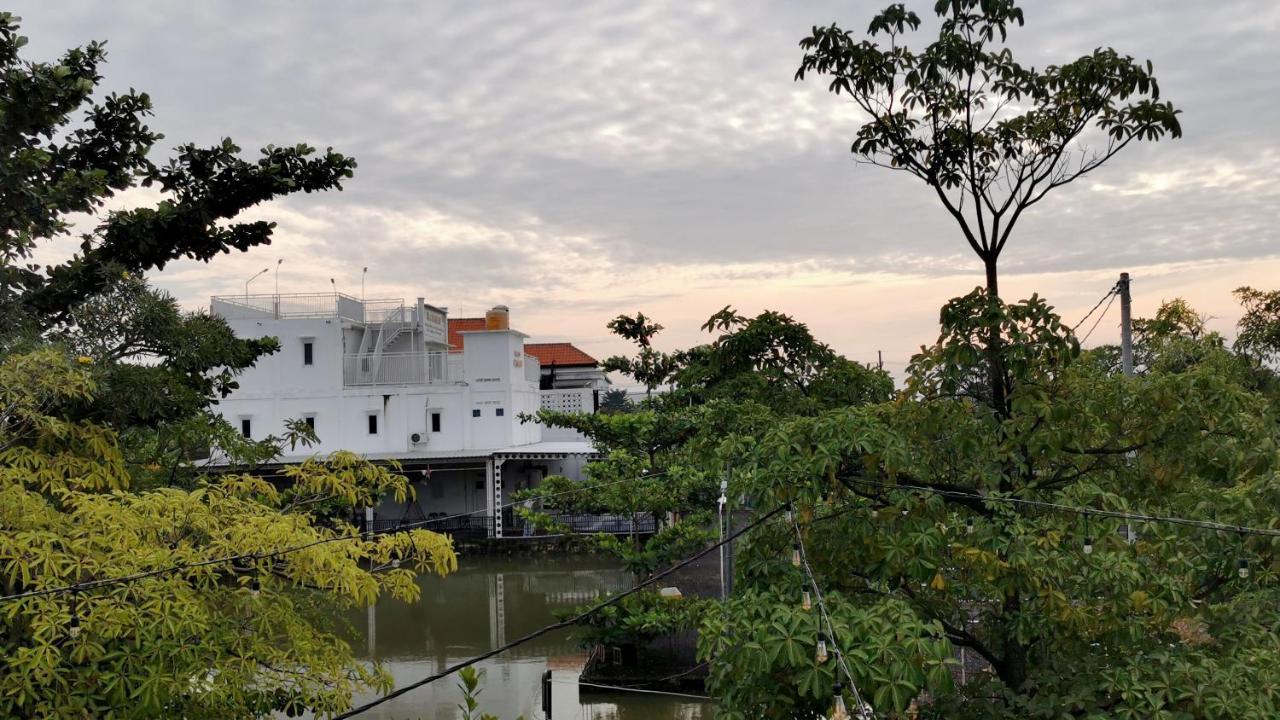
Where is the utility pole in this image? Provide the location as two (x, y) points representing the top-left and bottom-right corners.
(718, 477), (728, 600)
(1119, 272), (1134, 376)
(877, 350), (883, 371)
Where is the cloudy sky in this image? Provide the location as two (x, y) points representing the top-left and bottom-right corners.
(15, 0), (1280, 369)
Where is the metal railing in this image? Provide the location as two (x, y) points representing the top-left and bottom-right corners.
(369, 512), (655, 539)
(342, 351), (457, 386)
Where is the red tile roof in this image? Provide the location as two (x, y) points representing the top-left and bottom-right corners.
(524, 342), (598, 367)
(446, 320), (598, 367)
(446, 317), (486, 352)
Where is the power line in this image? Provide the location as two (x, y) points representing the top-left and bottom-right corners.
(1071, 283), (1119, 333)
(841, 477), (1280, 538)
(560, 680), (712, 701)
(792, 512), (874, 719)
(331, 506), (786, 718)
(1080, 290), (1119, 345)
(0, 472), (653, 604)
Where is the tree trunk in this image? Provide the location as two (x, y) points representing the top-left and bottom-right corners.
(983, 256), (1010, 420)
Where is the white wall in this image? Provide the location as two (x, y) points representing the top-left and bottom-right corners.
(214, 315), (596, 460)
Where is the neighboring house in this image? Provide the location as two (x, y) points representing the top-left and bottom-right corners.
(209, 292), (600, 537)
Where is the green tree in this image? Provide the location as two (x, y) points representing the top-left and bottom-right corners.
(45, 273), (279, 432)
(0, 12), (354, 330)
(795, 0), (1180, 415)
(0, 349), (457, 718)
(603, 312), (676, 398)
(1235, 286), (1280, 365)
(705, 291), (1280, 718)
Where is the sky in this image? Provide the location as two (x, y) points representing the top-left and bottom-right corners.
(13, 0), (1280, 370)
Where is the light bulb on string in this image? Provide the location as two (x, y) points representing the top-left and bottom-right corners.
(68, 593), (81, 639)
(1082, 512), (1093, 555)
(815, 632), (829, 663)
(792, 544), (802, 568)
(965, 516), (975, 535)
(829, 681), (849, 720)
(801, 590), (812, 611)
(1238, 557), (1249, 579)
(250, 576), (261, 599)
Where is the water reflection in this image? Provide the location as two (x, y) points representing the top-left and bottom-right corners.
(337, 554), (711, 720)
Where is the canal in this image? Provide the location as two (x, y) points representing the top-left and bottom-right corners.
(338, 553), (712, 719)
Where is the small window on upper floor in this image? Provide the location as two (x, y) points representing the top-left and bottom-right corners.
(304, 415), (315, 430)
(302, 340), (314, 366)
(367, 413), (378, 435)
(471, 408), (481, 418)
(240, 418), (252, 438)
(495, 408), (505, 417)
(431, 412), (442, 432)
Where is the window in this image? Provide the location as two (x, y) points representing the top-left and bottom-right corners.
(240, 418), (251, 438)
(367, 414), (378, 435)
(431, 412), (441, 432)
(495, 408), (505, 417)
(471, 408), (481, 418)
(302, 341), (314, 366)
(304, 415), (315, 430)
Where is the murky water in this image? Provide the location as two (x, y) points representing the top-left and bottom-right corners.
(339, 553), (713, 719)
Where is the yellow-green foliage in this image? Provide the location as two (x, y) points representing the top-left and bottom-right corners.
(0, 349), (457, 718)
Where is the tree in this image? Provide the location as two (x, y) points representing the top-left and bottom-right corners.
(0, 12), (354, 330)
(45, 273), (279, 432)
(0, 349), (457, 718)
(705, 291), (1280, 718)
(795, 0), (1180, 415)
(1235, 286), (1280, 366)
(602, 312), (676, 398)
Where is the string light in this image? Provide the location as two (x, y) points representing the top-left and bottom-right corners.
(249, 576), (261, 599)
(792, 543), (803, 567)
(829, 682), (850, 720)
(1083, 512), (1093, 555)
(1238, 557), (1249, 579)
(68, 593), (81, 639)
(790, 514), (874, 719)
(965, 516), (975, 535)
(802, 590), (813, 611)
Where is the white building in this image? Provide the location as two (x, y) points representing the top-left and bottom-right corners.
(209, 292), (607, 538)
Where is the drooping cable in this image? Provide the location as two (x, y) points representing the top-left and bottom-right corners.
(330, 506), (786, 718)
(791, 513), (874, 719)
(1071, 283), (1119, 333)
(1080, 289), (1119, 345)
(842, 477), (1280, 538)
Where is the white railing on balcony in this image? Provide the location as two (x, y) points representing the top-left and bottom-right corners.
(213, 295), (449, 344)
(343, 351), (459, 386)
(212, 292), (362, 320)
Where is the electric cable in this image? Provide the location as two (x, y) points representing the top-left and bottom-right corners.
(330, 506), (785, 718)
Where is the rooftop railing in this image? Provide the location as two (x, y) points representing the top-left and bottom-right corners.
(212, 294), (448, 340)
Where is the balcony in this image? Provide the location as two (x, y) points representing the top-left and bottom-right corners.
(343, 351), (461, 386)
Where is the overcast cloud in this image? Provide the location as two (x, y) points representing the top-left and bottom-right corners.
(12, 1), (1280, 365)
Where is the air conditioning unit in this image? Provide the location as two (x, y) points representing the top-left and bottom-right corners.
(410, 432), (426, 445)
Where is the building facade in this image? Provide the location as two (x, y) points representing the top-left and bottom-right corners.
(209, 292), (605, 537)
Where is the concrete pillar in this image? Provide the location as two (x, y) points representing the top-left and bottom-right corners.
(493, 457), (505, 538)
